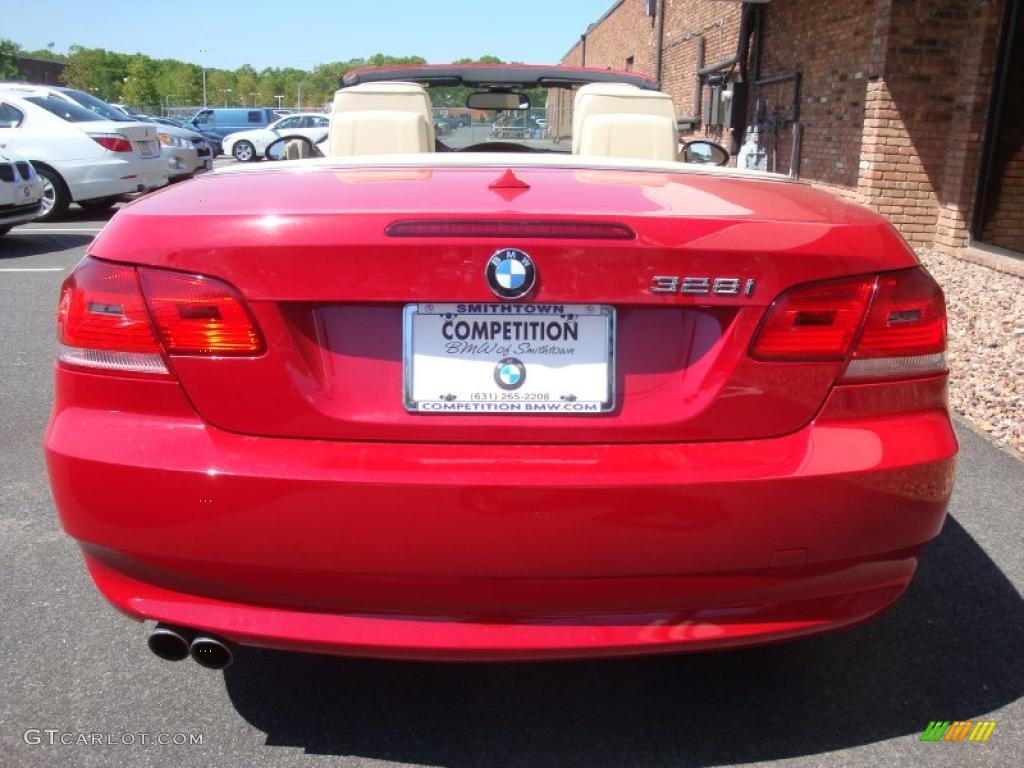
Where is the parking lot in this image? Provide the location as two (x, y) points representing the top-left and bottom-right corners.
(0, 203), (1021, 767)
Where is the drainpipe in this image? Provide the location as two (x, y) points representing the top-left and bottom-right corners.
(655, 0), (666, 88)
(729, 3), (757, 155)
(580, 33), (587, 67)
(694, 35), (705, 124)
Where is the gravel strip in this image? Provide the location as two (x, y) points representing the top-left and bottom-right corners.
(918, 249), (1024, 457)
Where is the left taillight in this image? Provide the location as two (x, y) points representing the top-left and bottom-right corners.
(58, 259), (168, 374)
(57, 258), (263, 375)
(137, 269), (264, 355)
(88, 133), (134, 153)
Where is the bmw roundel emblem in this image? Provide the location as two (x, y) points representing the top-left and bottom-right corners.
(486, 248), (536, 300)
(494, 357), (527, 390)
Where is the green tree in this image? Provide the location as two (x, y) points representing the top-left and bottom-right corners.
(0, 38), (24, 79)
(121, 55), (158, 108)
(62, 46), (126, 101)
(205, 69), (235, 106)
(153, 60), (201, 108)
(234, 64), (259, 106)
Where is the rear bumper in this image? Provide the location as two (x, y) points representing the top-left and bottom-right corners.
(63, 157), (168, 200)
(45, 368), (957, 660)
(0, 200), (43, 227)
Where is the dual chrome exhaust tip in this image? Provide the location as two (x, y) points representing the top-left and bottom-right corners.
(147, 623), (234, 669)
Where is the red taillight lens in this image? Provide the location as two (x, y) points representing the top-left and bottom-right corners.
(750, 276), (875, 361)
(842, 267), (947, 381)
(56, 258), (264, 375)
(89, 134), (134, 153)
(750, 267), (948, 382)
(137, 268), (264, 355)
(57, 259), (168, 374)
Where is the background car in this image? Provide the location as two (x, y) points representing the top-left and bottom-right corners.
(110, 103), (142, 117)
(0, 148), (43, 235)
(148, 116), (223, 157)
(8, 86), (214, 181)
(222, 112), (330, 162)
(0, 90), (166, 220)
(188, 107), (279, 140)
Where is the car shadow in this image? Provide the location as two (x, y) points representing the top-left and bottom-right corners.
(223, 514), (1023, 766)
(0, 205), (120, 258)
(0, 233), (95, 258)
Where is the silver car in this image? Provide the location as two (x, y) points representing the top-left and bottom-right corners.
(53, 88), (212, 179)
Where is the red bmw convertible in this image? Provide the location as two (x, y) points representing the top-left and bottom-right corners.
(45, 65), (957, 669)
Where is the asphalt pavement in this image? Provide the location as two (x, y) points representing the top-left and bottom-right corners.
(1, 204), (1021, 768)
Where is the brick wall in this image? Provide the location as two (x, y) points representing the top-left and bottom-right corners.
(558, 0), (1013, 256)
(568, 0), (659, 74)
(660, 0), (743, 142)
(754, 0), (875, 189)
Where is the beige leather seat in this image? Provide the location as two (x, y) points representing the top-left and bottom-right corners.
(326, 82), (434, 156)
(572, 82), (678, 162)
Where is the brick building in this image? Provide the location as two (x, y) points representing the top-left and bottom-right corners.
(560, 0), (1023, 261)
(14, 56), (66, 86)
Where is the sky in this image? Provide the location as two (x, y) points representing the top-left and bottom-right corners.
(5, 0), (612, 70)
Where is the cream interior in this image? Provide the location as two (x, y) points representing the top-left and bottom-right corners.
(572, 82), (679, 162)
(298, 80), (690, 164)
(324, 82), (434, 156)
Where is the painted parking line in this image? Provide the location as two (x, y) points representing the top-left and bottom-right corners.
(0, 267), (67, 272)
(9, 228), (104, 234)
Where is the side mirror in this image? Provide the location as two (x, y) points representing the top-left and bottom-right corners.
(680, 140), (729, 167)
(265, 134), (325, 161)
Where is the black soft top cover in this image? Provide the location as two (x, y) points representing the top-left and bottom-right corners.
(341, 64), (658, 90)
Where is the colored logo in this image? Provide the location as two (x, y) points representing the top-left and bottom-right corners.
(921, 721), (997, 742)
(494, 357), (527, 390)
(485, 248), (536, 299)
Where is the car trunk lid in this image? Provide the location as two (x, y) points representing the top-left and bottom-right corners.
(90, 163), (919, 443)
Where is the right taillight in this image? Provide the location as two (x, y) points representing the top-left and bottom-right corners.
(57, 257), (263, 376)
(842, 267), (946, 382)
(750, 267), (947, 382)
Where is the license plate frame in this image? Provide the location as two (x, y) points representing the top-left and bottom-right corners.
(403, 303), (616, 415)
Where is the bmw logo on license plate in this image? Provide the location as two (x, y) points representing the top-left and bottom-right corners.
(486, 248), (536, 299)
(494, 357), (527, 390)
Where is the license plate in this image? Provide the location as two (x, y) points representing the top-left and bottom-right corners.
(17, 183), (34, 201)
(404, 303), (615, 414)
(138, 140), (159, 158)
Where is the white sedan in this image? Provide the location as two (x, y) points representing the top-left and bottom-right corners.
(0, 148), (43, 236)
(223, 113), (329, 162)
(0, 90), (167, 220)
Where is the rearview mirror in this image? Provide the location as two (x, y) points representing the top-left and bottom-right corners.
(680, 140), (729, 167)
(265, 133), (326, 161)
(466, 91), (530, 111)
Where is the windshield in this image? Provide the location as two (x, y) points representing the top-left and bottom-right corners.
(427, 84), (572, 152)
(62, 89), (132, 122)
(24, 95), (103, 123)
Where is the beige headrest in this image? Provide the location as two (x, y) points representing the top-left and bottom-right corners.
(327, 81), (435, 156)
(330, 110), (432, 155)
(572, 82), (678, 161)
